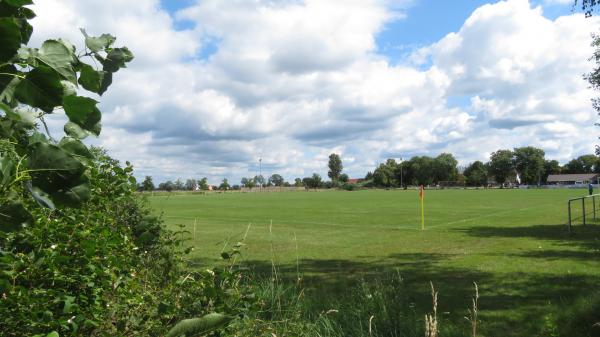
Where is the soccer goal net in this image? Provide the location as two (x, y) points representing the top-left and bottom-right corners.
(567, 193), (600, 232)
(437, 181), (466, 189)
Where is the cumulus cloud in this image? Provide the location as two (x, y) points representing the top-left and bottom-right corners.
(27, 0), (600, 184)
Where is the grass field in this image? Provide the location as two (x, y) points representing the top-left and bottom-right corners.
(149, 189), (600, 336)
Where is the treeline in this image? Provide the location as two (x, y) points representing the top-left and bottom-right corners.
(143, 147), (600, 191)
(368, 147), (600, 188)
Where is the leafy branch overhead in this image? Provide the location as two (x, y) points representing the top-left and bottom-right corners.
(0, 0), (133, 226)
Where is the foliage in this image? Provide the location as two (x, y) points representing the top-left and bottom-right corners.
(463, 161), (488, 186)
(268, 173), (284, 187)
(488, 149), (514, 186)
(303, 173), (323, 189)
(241, 177), (256, 189)
(197, 177), (209, 190)
(219, 178), (230, 190)
(513, 146), (545, 185)
(373, 159), (398, 187)
(563, 155), (599, 174)
(574, 0), (600, 17)
(585, 33), (600, 154)
(185, 178), (197, 191)
(0, 5), (244, 336)
(327, 153), (343, 182)
(141, 175), (154, 191)
(433, 153), (458, 183)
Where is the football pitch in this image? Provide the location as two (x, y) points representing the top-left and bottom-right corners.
(149, 188), (600, 334)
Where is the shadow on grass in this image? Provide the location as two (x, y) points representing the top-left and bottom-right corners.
(232, 248), (599, 337)
(461, 223), (600, 251)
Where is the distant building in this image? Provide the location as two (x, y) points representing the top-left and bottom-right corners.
(547, 173), (599, 185)
(348, 178), (364, 184)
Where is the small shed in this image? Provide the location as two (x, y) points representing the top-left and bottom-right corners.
(547, 173), (599, 185)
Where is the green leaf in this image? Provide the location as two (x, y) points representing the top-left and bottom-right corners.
(0, 18), (22, 63)
(36, 39), (77, 84)
(64, 121), (90, 140)
(0, 155), (14, 187)
(80, 28), (115, 53)
(59, 137), (93, 159)
(28, 142), (90, 207)
(28, 185), (55, 209)
(102, 47), (134, 72)
(78, 63), (112, 95)
(166, 313), (234, 337)
(15, 65), (63, 113)
(3, 0), (34, 7)
(62, 295), (78, 314)
(62, 95), (101, 135)
(0, 64), (19, 106)
(0, 199), (32, 232)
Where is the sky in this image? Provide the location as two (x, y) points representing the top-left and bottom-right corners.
(28, 0), (600, 184)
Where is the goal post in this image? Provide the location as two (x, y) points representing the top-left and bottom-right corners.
(567, 193), (600, 233)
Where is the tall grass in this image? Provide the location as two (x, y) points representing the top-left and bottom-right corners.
(233, 271), (471, 337)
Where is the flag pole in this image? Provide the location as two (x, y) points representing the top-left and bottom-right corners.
(419, 185), (425, 230)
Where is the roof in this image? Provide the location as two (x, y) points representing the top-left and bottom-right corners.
(547, 173), (598, 182)
(347, 178), (363, 184)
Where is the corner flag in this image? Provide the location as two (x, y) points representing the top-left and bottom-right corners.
(419, 185), (425, 230)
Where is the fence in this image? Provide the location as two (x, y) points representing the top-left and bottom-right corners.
(567, 193), (600, 233)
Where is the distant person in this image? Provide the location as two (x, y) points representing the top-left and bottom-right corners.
(589, 183), (594, 195)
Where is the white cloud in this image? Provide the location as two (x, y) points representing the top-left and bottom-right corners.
(27, 0), (600, 184)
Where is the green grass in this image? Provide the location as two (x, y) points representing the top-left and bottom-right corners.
(149, 189), (600, 336)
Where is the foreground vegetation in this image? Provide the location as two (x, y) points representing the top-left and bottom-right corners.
(151, 189), (600, 337)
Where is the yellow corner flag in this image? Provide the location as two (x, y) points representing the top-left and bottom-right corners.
(419, 185), (425, 230)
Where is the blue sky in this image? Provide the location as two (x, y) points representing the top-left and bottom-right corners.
(32, 0), (600, 183)
(161, 0), (574, 63)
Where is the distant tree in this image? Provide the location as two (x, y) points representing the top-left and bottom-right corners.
(294, 178), (303, 187)
(365, 171), (374, 180)
(463, 161), (488, 186)
(159, 180), (174, 192)
(232, 184), (241, 190)
(254, 175), (265, 187)
(513, 147), (545, 185)
(283, 182), (291, 187)
(543, 160), (561, 183)
(339, 173), (349, 183)
(174, 179), (185, 190)
(373, 159), (398, 187)
(185, 178), (197, 191)
(563, 154), (598, 173)
(197, 177), (209, 190)
(489, 150), (514, 186)
(303, 173), (323, 189)
(407, 156), (435, 186)
(241, 177), (256, 189)
(219, 178), (230, 190)
(433, 153), (458, 183)
(141, 176), (155, 191)
(269, 174), (285, 187)
(328, 153), (343, 182)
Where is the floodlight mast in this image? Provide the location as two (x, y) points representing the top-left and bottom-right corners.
(399, 157), (403, 188)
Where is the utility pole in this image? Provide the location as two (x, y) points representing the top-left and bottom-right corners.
(259, 157), (262, 191)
